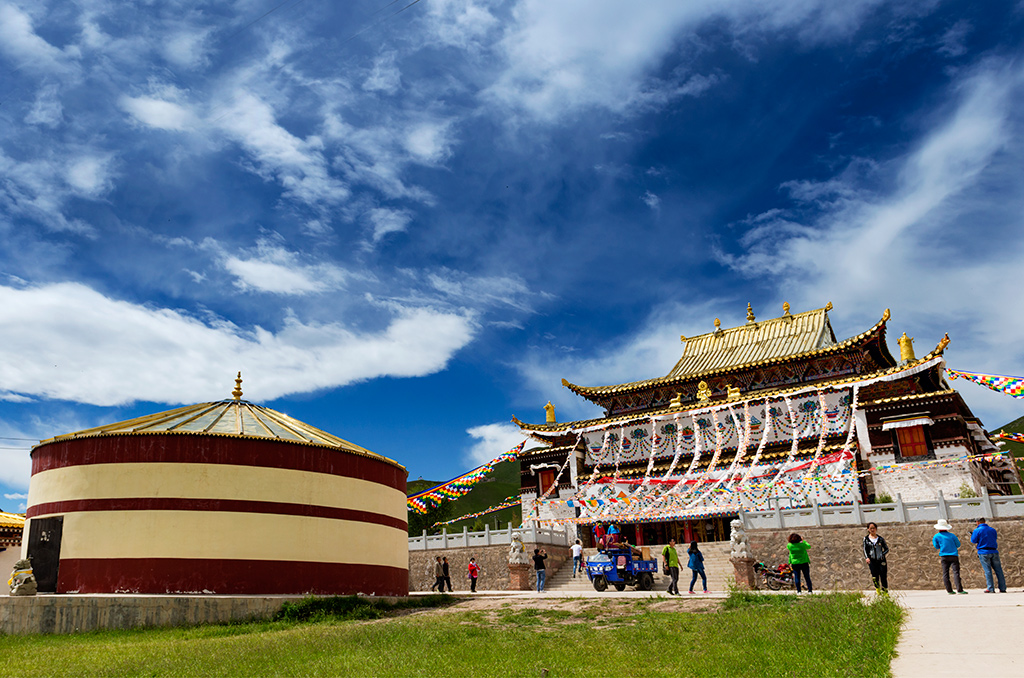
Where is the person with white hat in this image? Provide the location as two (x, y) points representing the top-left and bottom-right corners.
(932, 519), (967, 594)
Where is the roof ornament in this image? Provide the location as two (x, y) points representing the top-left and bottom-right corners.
(782, 302), (791, 316)
(937, 333), (951, 353)
(232, 371), (243, 401)
(825, 301), (833, 312)
(898, 333), (915, 364)
(696, 380), (712, 402)
(669, 392), (683, 407)
(746, 303), (756, 323)
(726, 384), (741, 399)
(679, 334), (687, 343)
(714, 317), (721, 330)
(544, 401), (556, 424)
(882, 308), (890, 321)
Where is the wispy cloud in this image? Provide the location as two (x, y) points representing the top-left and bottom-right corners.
(0, 281), (477, 406)
(218, 238), (349, 295)
(465, 422), (527, 466)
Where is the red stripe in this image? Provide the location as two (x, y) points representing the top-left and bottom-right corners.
(57, 558), (408, 596)
(26, 498), (407, 531)
(31, 435), (406, 492)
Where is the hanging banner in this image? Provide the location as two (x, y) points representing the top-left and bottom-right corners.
(407, 442), (524, 514)
(947, 368), (1024, 399)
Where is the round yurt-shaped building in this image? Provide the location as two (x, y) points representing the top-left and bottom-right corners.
(22, 375), (408, 596)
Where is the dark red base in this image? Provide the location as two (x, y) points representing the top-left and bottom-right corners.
(57, 558), (409, 596)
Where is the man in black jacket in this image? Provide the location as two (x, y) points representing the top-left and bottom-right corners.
(442, 556), (453, 592)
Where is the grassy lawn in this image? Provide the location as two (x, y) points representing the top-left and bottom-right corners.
(0, 592), (903, 678)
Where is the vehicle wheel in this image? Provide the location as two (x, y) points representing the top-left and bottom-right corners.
(593, 575), (608, 592)
(637, 573), (653, 591)
(613, 581), (627, 591)
(765, 575), (782, 591)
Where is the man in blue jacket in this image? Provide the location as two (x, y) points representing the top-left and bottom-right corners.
(970, 517), (1007, 593)
(932, 519), (967, 594)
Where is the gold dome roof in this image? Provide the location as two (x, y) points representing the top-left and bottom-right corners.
(35, 373), (402, 469)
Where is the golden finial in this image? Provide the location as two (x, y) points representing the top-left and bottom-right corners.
(882, 308), (890, 321)
(782, 302), (791, 316)
(937, 333), (951, 353)
(714, 317), (721, 330)
(825, 301), (833, 312)
(231, 372), (243, 401)
(680, 334), (687, 343)
(544, 401), (556, 424)
(696, 380), (712, 402)
(746, 303), (756, 323)
(898, 333), (915, 363)
(669, 392), (683, 407)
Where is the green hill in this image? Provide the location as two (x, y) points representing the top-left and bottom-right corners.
(407, 459), (522, 535)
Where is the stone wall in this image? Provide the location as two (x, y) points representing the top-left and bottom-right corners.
(747, 518), (1024, 590)
(408, 543), (571, 591)
(869, 447), (978, 502)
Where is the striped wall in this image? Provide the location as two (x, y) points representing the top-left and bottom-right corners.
(26, 435), (408, 595)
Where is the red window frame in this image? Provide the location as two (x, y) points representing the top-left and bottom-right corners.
(895, 425), (930, 458)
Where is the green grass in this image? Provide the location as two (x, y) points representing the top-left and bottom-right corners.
(0, 592), (904, 678)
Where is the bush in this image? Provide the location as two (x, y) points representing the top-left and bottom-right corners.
(958, 482), (978, 498)
(275, 595), (453, 623)
(874, 493), (893, 504)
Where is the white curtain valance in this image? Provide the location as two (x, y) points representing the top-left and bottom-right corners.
(881, 417), (934, 431)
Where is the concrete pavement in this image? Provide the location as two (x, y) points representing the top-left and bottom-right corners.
(890, 589), (1022, 678)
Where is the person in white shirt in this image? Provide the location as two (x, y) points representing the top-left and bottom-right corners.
(571, 539), (584, 577)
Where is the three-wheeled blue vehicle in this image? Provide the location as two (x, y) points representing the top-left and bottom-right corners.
(585, 546), (658, 592)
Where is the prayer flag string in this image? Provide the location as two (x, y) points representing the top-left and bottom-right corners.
(407, 442), (524, 514)
(947, 368), (1024, 399)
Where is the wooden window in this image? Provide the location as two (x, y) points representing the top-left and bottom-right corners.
(895, 425), (930, 458)
(538, 469), (556, 494)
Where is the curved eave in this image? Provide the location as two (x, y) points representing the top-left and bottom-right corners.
(32, 426), (406, 471)
(562, 310), (893, 400)
(518, 335), (948, 435)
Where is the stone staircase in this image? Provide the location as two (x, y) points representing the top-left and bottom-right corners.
(544, 541), (734, 594)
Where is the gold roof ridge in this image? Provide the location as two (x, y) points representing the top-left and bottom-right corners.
(562, 308), (890, 398)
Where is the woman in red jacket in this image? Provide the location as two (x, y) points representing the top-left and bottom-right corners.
(467, 558), (481, 592)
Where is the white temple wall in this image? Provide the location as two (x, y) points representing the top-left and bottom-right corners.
(869, 445), (977, 502)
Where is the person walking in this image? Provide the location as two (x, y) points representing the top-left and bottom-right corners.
(662, 538), (681, 595)
(687, 541), (707, 594)
(932, 519), (967, 594)
(442, 556), (453, 592)
(970, 517), (1007, 593)
(467, 557), (480, 593)
(571, 539), (584, 577)
(532, 548), (548, 592)
(787, 533), (813, 593)
(430, 556), (445, 592)
(863, 522), (890, 592)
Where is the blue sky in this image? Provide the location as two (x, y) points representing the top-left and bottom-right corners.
(2, 1), (1024, 512)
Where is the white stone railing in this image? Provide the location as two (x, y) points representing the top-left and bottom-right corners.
(407, 524), (573, 551)
(740, 488), (1024, 530)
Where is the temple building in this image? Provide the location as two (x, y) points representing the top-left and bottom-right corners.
(21, 374), (408, 596)
(514, 304), (1018, 546)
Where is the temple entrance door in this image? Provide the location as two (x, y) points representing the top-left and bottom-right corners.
(27, 516), (63, 593)
(683, 521), (695, 543)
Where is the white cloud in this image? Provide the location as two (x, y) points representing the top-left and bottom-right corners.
(24, 83), (64, 127)
(3, 493), (27, 500)
(642, 191), (660, 210)
(221, 240), (348, 295)
(363, 51), (402, 94)
(0, 3), (77, 75)
(0, 149), (97, 234)
(465, 422), (527, 466)
(0, 282), (477, 407)
(404, 121), (454, 164)
(65, 155), (114, 197)
(217, 90), (350, 207)
(120, 95), (196, 131)
(719, 60), (1024, 427)
(483, 0), (882, 120)
(367, 207), (413, 243)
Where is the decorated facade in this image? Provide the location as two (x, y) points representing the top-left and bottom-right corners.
(22, 374), (408, 595)
(514, 304), (1017, 545)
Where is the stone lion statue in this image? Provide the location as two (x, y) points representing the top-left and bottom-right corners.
(9, 559), (37, 596)
(729, 518), (751, 560)
(508, 529), (529, 565)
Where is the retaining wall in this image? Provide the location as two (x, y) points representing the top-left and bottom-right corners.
(408, 543), (571, 591)
(747, 518), (1024, 590)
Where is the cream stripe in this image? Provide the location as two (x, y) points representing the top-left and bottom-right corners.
(28, 464), (405, 520)
(51, 511), (407, 568)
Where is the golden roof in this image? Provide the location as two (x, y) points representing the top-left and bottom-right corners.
(667, 303), (836, 378)
(561, 306), (891, 398)
(35, 374), (404, 470)
(516, 331), (948, 437)
(0, 511), (25, 529)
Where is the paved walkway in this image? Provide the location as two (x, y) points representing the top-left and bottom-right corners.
(891, 590), (1022, 678)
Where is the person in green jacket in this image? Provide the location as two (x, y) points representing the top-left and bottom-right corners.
(787, 533), (813, 593)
